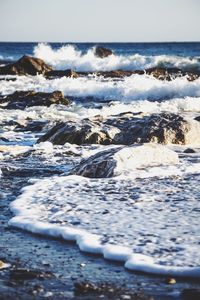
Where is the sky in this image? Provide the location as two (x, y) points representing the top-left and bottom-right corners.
(0, 0), (199, 42)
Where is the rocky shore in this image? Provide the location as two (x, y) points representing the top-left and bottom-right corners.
(1, 46), (200, 299)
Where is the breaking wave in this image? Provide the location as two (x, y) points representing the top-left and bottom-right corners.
(1, 74), (200, 102)
(33, 43), (200, 72)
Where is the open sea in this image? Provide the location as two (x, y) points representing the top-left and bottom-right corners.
(0, 42), (200, 279)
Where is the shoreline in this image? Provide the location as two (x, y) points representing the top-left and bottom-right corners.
(0, 169), (200, 300)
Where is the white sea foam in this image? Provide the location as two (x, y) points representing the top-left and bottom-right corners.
(8, 151), (200, 278)
(1, 74), (200, 104)
(33, 43), (200, 72)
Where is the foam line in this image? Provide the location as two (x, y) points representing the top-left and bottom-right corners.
(8, 216), (200, 278)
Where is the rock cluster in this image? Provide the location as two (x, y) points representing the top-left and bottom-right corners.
(0, 90), (70, 109)
(0, 55), (52, 75)
(38, 112), (200, 146)
(0, 54), (198, 81)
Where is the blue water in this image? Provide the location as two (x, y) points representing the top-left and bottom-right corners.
(0, 42), (200, 62)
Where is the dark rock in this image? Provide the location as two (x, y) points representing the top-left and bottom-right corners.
(86, 67), (199, 81)
(74, 281), (150, 299)
(145, 67), (199, 81)
(38, 112), (200, 146)
(0, 90), (70, 109)
(110, 113), (195, 145)
(182, 289), (200, 300)
(95, 70), (137, 78)
(194, 116), (200, 122)
(72, 144), (178, 178)
(10, 268), (53, 281)
(0, 55), (52, 76)
(183, 148), (196, 153)
(46, 69), (79, 78)
(72, 147), (121, 178)
(94, 46), (113, 58)
(0, 137), (9, 143)
(15, 120), (48, 132)
(37, 119), (119, 145)
(145, 67), (182, 80)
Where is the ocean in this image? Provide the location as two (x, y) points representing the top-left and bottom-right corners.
(0, 42), (200, 279)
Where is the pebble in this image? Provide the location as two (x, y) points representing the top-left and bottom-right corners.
(165, 277), (176, 284)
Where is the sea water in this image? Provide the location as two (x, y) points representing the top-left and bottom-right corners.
(0, 42), (200, 278)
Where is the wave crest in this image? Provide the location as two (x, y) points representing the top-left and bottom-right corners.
(33, 43), (200, 73)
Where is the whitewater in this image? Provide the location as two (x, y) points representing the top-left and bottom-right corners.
(1, 42), (200, 279)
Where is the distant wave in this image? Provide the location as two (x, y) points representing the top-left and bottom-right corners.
(33, 43), (200, 72)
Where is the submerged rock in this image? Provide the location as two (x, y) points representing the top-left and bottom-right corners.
(183, 148), (196, 154)
(94, 46), (113, 58)
(0, 90), (70, 109)
(10, 268), (53, 281)
(38, 113), (200, 146)
(72, 144), (179, 178)
(0, 55), (52, 75)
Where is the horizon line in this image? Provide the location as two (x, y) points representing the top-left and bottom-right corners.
(0, 40), (200, 44)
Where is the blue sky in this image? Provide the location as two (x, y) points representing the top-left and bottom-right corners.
(0, 0), (199, 42)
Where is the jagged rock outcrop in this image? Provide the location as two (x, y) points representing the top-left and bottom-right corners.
(71, 143), (179, 178)
(94, 46), (113, 58)
(38, 112), (200, 146)
(0, 90), (70, 109)
(0, 55), (52, 75)
(38, 118), (120, 145)
(106, 113), (199, 145)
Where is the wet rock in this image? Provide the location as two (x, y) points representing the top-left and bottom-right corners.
(145, 67), (199, 81)
(183, 148), (196, 153)
(182, 289), (200, 300)
(90, 67), (199, 81)
(46, 69), (79, 78)
(165, 277), (176, 284)
(145, 67), (182, 80)
(0, 260), (10, 269)
(0, 90), (70, 109)
(10, 268), (53, 281)
(0, 55), (52, 75)
(38, 113), (200, 146)
(94, 46), (113, 58)
(38, 119), (120, 145)
(72, 144), (179, 178)
(111, 113), (200, 145)
(15, 120), (48, 132)
(194, 116), (200, 122)
(74, 281), (151, 299)
(95, 70), (137, 78)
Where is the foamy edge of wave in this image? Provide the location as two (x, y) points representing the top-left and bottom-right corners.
(8, 216), (200, 278)
(8, 175), (200, 279)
